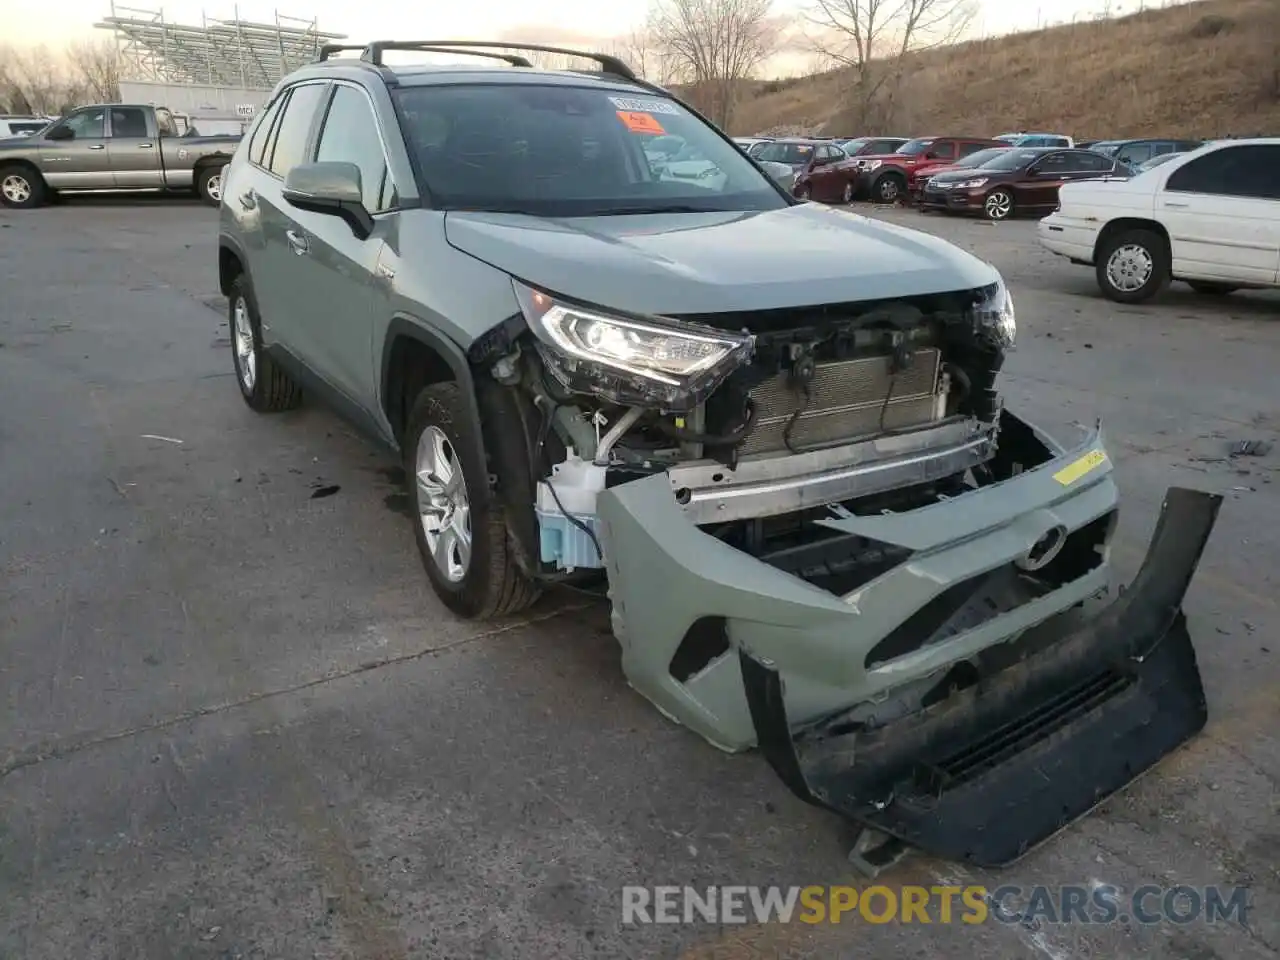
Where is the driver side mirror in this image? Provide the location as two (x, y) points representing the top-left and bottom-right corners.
(46, 125), (73, 141)
(283, 161), (374, 240)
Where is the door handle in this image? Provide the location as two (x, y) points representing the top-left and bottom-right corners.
(88, 144), (105, 150)
(138, 142), (153, 149)
(1164, 200), (1189, 208)
(238, 191), (257, 211)
(285, 229), (309, 255)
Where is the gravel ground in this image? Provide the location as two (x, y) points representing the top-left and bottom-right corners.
(1, 195), (1277, 960)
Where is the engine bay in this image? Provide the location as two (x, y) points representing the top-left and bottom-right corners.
(477, 283), (1015, 580)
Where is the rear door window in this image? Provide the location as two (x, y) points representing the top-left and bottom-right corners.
(930, 141), (957, 160)
(108, 107), (149, 138)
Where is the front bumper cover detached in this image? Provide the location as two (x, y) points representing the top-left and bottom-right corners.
(741, 486), (1222, 867)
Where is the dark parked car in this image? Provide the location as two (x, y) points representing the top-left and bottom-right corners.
(792, 138), (909, 203)
(906, 145), (1011, 201)
(750, 138), (849, 197)
(1089, 138), (1202, 168)
(918, 147), (1127, 220)
(853, 136), (1008, 203)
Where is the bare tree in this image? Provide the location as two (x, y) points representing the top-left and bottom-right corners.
(606, 26), (679, 85)
(66, 38), (121, 102)
(648, 0), (778, 127)
(804, 0), (975, 128)
(0, 44), (70, 116)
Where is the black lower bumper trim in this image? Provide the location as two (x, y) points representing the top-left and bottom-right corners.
(741, 486), (1222, 867)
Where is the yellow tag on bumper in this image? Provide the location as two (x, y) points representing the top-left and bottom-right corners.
(1054, 449), (1108, 486)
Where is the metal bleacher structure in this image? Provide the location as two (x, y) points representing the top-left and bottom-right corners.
(94, 2), (347, 89)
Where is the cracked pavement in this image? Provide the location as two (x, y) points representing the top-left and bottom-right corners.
(1, 196), (1277, 959)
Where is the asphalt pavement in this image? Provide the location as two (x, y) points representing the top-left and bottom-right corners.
(1, 195), (1277, 960)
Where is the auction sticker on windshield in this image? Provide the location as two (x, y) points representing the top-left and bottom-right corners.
(609, 96), (681, 115)
(618, 111), (666, 135)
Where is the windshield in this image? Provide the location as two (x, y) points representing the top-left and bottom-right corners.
(978, 149), (1042, 171)
(393, 84), (786, 216)
(752, 141), (816, 164)
(840, 137), (870, 151)
(896, 138), (935, 155)
(957, 147), (1008, 167)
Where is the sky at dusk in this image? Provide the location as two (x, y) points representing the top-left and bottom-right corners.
(1, 0), (1185, 65)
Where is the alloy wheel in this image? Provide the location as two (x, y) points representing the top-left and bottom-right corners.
(416, 425), (472, 583)
(985, 190), (1013, 220)
(1, 174), (31, 205)
(205, 172), (222, 202)
(232, 295), (256, 391)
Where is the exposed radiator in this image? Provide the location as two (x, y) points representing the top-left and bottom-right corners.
(741, 348), (943, 456)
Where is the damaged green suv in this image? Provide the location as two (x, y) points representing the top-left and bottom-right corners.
(218, 40), (1222, 868)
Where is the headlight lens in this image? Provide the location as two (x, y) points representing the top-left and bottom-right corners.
(513, 281), (755, 412)
(973, 278), (1016, 350)
(954, 177), (989, 189)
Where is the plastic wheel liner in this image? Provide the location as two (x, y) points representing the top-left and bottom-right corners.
(740, 487), (1222, 867)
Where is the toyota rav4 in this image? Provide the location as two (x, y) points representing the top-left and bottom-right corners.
(217, 40), (1222, 868)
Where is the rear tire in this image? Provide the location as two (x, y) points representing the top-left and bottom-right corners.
(196, 165), (224, 207)
(0, 165), (46, 209)
(405, 383), (540, 620)
(1096, 229), (1170, 304)
(229, 274), (302, 412)
(1186, 281), (1239, 296)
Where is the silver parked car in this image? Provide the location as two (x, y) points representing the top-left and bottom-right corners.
(216, 39), (1221, 868)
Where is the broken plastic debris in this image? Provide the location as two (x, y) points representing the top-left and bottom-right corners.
(140, 434), (183, 444)
(310, 485), (341, 499)
(1229, 439), (1271, 457)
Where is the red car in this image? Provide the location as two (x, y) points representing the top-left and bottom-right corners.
(853, 136), (1008, 204)
(906, 146), (1011, 203)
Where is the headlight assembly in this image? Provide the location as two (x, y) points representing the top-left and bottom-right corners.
(513, 281), (755, 412)
(973, 278), (1016, 350)
(954, 177), (989, 189)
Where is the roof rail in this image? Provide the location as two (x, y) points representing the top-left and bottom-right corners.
(317, 43), (368, 62)
(356, 43), (535, 67)
(361, 39), (637, 81)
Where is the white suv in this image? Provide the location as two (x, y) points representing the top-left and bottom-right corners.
(1039, 138), (1280, 303)
(0, 116), (50, 139)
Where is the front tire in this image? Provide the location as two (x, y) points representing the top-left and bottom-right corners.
(405, 383), (540, 620)
(872, 172), (904, 204)
(1096, 229), (1170, 304)
(196, 164), (224, 207)
(1187, 281), (1239, 296)
(0, 165), (46, 209)
(229, 275), (302, 412)
(983, 189), (1014, 221)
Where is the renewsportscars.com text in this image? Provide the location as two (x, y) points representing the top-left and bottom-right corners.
(621, 884), (1251, 926)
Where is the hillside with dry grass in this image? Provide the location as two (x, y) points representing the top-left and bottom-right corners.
(731, 0), (1280, 139)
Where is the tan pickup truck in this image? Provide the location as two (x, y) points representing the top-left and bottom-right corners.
(0, 103), (240, 209)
